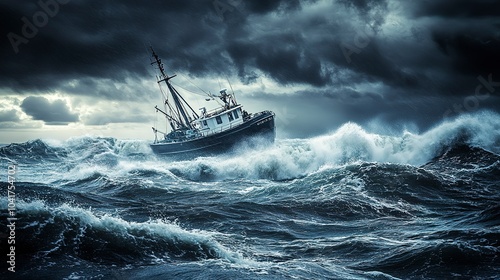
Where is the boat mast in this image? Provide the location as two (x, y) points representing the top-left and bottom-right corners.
(150, 47), (196, 130)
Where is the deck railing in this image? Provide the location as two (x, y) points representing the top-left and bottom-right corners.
(160, 110), (273, 143)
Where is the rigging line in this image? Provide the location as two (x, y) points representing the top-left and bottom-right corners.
(159, 83), (181, 125)
(171, 81), (208, 98)
(177, 73), (211, 96)
(167, 82), (192, 128)
(225, 74), (237, 104)
(154, 107), (158, 132)
(166, 100), (178, 123)
(170, 81), (223, 107)
(159, 86), (176, 127)
(172, 86), (199, 119)
(208, 91), (224, 107)
(157, 77), (182, 124)
(158, 82), (168, 103)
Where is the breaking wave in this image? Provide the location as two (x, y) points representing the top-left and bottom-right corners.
(9, 199), (246, 266)
(157, 111), (500, 181)
(1, 111), (498, 183)
(0, 111), (498, 279)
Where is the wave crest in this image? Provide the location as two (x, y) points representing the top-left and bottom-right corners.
(168, 111), (500, 180)
(15, 200), (244, 265)
(2, 111), (498, 181)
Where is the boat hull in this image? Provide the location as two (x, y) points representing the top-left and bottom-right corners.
(150, 111), (275, 156)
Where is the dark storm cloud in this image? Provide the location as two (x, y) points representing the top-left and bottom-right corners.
(0, 109), (20, 122)
(0, 0), (233, 95)
(227, 34), (330, 86)
(0, 0), (397, 94)
(411, 0), (500, 19)
(431, 32), (500, 76)
(2, 0), (497, 94)
(20, 96), (78, 124)
(1, 0), (499, 135)
(250, 88), (500, 138)
(245, 0), (302, 13)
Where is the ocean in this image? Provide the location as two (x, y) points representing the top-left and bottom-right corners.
(1, 112), (499, 279)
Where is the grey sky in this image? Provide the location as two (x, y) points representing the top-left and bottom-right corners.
(1, 0), (499, 142)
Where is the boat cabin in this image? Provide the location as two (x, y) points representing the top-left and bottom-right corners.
(197, 105), (243, 136)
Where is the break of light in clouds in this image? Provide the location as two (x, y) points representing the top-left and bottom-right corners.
(0, 0), (499, 142)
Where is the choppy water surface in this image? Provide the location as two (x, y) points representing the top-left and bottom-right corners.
(1, 113), (499, 279)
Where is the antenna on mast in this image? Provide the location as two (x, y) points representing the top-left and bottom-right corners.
(225, 75), (236, 104)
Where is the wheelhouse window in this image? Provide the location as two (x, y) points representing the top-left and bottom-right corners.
(203, 120), (207, 126)
(216, 116), (222, 124)
(233, 110), (239, 119)
(228, 112), (234, 121)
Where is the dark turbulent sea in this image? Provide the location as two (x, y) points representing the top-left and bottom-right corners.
(1, 113), (499, 279)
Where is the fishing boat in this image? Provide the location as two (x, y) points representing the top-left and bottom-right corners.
(148, 47), (275, 156)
